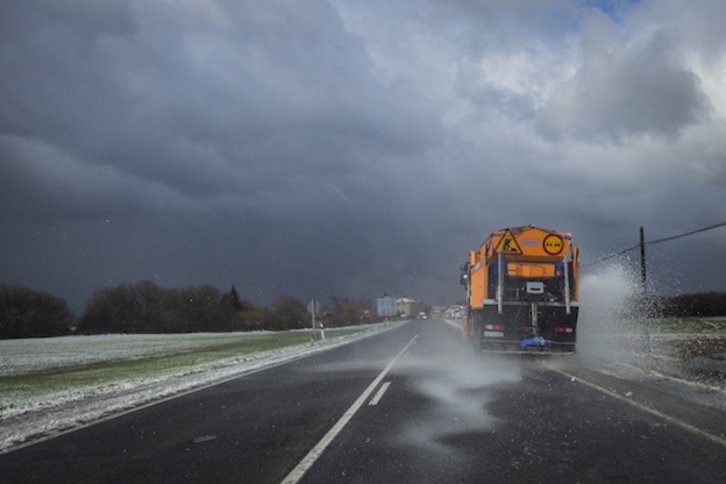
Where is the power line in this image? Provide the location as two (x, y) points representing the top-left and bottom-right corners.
(581, 244), (639, 268)
(646, 220), (726, 246)
(582, 220), (726, 269)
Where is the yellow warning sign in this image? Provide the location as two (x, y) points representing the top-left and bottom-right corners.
(496, 231), (522, 254)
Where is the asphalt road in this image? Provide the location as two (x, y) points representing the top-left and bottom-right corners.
(2, 320), (725, 483)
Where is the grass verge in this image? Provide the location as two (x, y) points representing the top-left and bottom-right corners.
(609, 318), (726, 335)
(0, 327), (374, 414)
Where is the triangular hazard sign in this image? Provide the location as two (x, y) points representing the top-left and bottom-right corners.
(496, 231), (522, 254)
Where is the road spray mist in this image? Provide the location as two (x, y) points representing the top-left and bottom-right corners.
(576, 258), (662, 369)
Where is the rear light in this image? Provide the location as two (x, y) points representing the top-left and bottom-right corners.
(555, 327), (574, 333)
(484, 324), (505, 331)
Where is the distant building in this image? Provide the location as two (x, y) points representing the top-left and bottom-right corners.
(396, 297), (423, 318)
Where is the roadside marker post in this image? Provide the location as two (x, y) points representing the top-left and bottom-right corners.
(307, 300), (323, 341)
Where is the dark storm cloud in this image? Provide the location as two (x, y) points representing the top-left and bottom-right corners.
(1, 0), (430, 207)
(0, 0), (136, 47)
(0, 0), (441, 310)
(541, 24), (710, 141)
(1, 0), (725, 313)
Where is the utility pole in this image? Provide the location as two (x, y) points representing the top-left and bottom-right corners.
(639, 226), (647, 293)
(639, 226), (653, 368)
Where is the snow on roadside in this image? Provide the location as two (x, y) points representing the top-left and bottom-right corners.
(0, 324), (400, 453)
(0, 332), (276, 377)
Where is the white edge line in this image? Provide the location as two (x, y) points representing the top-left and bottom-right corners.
(615, 362), (726, 393)
(368, 381), (392, 406)
(281, 335), (418, 484)
(549, 366), (726, 449)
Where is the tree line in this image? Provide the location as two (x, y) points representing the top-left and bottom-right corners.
(659, 291), (726, 318)
(0, 282), (379, 339)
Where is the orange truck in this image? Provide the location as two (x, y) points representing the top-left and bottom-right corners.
(460, 226), (580, 353)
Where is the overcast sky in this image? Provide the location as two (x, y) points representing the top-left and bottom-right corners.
(1, 0), (725, 313)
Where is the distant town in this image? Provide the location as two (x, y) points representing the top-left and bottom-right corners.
(376, 294), (464, 320)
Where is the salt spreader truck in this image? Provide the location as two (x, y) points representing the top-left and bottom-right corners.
(460, 226), (580, 353)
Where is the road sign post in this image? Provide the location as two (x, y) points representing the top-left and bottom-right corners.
(307, 300), (323, 341)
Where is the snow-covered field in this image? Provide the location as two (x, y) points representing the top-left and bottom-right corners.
(0, 325), (397, 453)
(0, 332), (277, 377)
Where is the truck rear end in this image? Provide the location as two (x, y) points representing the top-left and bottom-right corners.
(461, 226), (579, 354)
